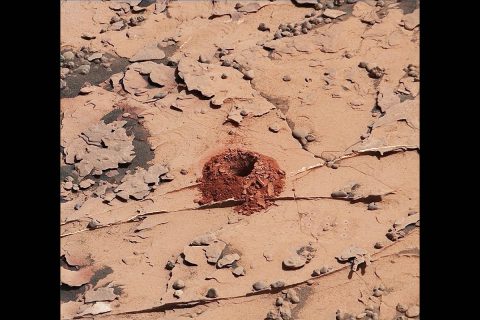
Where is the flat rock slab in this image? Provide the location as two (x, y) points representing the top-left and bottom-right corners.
(323, 9), (347, 19)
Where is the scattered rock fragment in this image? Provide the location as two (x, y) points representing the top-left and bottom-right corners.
(253, 281), (268, 291)
(271, 280), (286, 289)
(405, 305), (420, 318)
(258, 23), (270, 31)
(397, 303), (408, 313)
(336, 247), (371, 271)
(81, 33), (96, 40)
(217, 253), (240, 268)
(282, 75), (292, 82)
(165, 260), (175, 270)
(173, 290), (183, 298)
(172, 279), (185, 290)
(206, 288), (218, 298)
(243, 69), (255, 80)
(374, 242), (384, 249)
(232, 266), (245, 277)
(323, 8), (346, 19)
(204, 242), (226, 264)
(76, 65), (91, 75)
(183, 246), (205, 266)
(276, 297), (284, 306)
(77, 302), (111, 316)
(269, 124), (280, 133)
(283, 254), (307, 270)
(130, 44), (166, 62)
(367, 202), (378, 210)
(87, 219), (100, 230)
(190, 233), (216, 246)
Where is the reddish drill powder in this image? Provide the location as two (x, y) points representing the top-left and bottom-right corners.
(198, 149), (285, 215)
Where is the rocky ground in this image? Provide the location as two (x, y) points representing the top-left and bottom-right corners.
(60, 0), (419, 319)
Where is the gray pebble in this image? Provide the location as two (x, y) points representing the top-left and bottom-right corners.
(243, 69), (255, 80)
(253, 281), (268, 291)
(240, 110), (248, 116)
(206, 287), (218, 298)
(172, 279), (185, 290)
(271, 280), (286, 289)
(221, 73), (228, 79)
(74, 203), (82, 210)
(76, 65), (91, 75)
(87, 219), (100, 230)
(282, 75), (291, 82)
(66, 61), (76, 69)
(331, 190), (348, 198)
(367, 203), (378, 210)
(276, 297), (284, 306)
(60, 79), (67, 90)
(63, 51), (75, 61)
(374, 242), (384, 249)
(347, 0), (358, 3)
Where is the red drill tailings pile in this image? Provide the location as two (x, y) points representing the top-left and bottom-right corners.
(198, 149), (285, 215)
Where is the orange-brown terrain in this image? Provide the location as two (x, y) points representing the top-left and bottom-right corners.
(60, 1), (419, 319)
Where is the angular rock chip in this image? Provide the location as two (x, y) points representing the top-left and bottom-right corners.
(217, 253), (240, 268)
(336, 246), (371, 271)
(323, 8), (347, 19)
(130, 44), (166, 62)
(183, 245), (206, 266)
(204, 242), (226, 264)
(190, 233), (217, 246)
(61, 266), (94, 287)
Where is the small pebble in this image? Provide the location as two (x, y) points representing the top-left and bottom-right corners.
(198, 54), (210, 63)
(234, 2), (243, 9)
(240, 110), (248, 116)
(253, 281), (268, 291)
(326, 1), (335, 9)
(173, 290), (183, 298)
(232, 266), (246, 277)
(76, 65), (91, 75)
(290, 294), (300, 304)
(161, 173), (174, 182)
(373, 288), (383, 297)
(315, 3), (324, 10)
(87, 219), (100, 230)
(269, 124), (280, 133)
(374, 242), (384, 249)
(276, 297), (284, 306)
(63, 51), (75, 61)
(271, 280), (285, 289)
(74, 203), (82, 210)
(324, 18), (332, 23)
(305, 134), (316, 142)
(243, 69), (255, 80)
(165, 260), (175, 270)
(293, 29), (301, 36)
(367, 203), (378, 210)
(282, 75), (291, 82)
(408, 210), (417, 216)
(206, 288), (219, 298)
(307, 279), (314, 286)
(72, 184), (79, 191)
(405, 305), (419, 318)
(358, 61), (367, 68)
(396, 303), (408, 313)
(221, 73), (228, 79)
(258, 23), (269, 31)
(180, 169), (188, 175)
(331, 190), (348, 198)
(345, 52), (353, 58)
(172, 279), (185, 290)
(81, 33), (96, 40)
(302, 28), (308, 34)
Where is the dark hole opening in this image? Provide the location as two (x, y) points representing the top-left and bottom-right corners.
(230, 155), (257, 177)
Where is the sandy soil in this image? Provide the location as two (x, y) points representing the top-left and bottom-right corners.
(60, 1), (419, 319)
